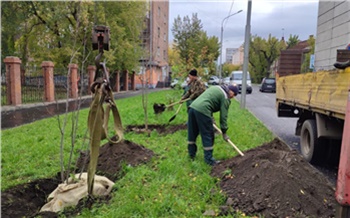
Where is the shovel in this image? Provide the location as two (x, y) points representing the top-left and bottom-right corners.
(153, 99), (182, 114)
(153, 98), (190, 114)
(213, 124), (244, 156)
(168, 103), (183, 123)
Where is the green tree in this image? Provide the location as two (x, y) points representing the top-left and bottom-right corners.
(222, 63), (240, 77)
(172, 13), (202, 64)
(1, 1), (147, 73)
(102, 1), (147, 72)
(168, 44), (192, 79)
(248, 34), (286, 83)
(171, 13), (219, 76)
(197, 31), (220, 75)
(301, 35), (315, 73)
(286, 34), (300, 49)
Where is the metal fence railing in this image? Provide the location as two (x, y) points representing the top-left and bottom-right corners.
(54, 68), (70, 101)
(1, 65), (116, 106)
(21, 67), (44, 103)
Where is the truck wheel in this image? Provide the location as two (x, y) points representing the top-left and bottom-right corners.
(300, 119), (322, 163)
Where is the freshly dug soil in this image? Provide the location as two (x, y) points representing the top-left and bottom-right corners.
(2, 127), (337, 218)
(211, 138), (336, 218)
(125, 123), (187, 135)
(1, 139), (155, 218)
(75, 137), (155, 182)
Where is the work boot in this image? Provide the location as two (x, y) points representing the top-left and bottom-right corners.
(204, 150), (217, 166)
(188, 144), (197, 160)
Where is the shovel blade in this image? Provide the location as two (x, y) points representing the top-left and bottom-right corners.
(168, 115), (176, 123)
(153, 103), (166, 114)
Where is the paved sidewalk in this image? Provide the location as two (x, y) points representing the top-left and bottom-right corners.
(1, 88), (165, 129)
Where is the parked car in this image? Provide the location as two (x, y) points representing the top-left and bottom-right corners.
(208, 76), (220, 85)
(170, 78), (180, 88)
(230, 71), (252, 94)
(181, 77), (189, 89)
(223, 77), (231, 85)
(259, 77), (276, 93)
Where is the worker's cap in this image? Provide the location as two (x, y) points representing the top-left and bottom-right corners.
(188, 69), (198, 77)
(228, 85), (239, 96)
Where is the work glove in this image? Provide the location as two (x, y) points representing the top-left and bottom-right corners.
(223, 133), (230, 141)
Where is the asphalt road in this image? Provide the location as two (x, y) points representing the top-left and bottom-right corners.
(236, 84), (300, 151)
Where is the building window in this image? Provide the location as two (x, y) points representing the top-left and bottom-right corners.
(158, 27), (160, 38)
(157, 47), (160, 57)
(163, 50), (166, 60)
(158, 7), (161, 17)
(163, 33), (167, 42)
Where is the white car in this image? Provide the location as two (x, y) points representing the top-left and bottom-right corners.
(223, 77), (231, 85)
(208, 76), (220, 85)
(170, 78), (179, 88)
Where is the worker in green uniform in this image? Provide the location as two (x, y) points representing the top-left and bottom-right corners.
(181, 69), (206, 111)
(187, 84), (239, 165)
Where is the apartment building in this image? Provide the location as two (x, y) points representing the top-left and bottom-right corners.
(136, 0), (170, 89)
(225, 48), (236, 64)
(231, 45), (244, 66)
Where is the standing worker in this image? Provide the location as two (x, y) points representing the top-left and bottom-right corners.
(181, 69), (206, 111)
(187, 84), (239, 165)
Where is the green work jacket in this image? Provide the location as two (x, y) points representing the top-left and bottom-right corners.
(190, 86), (231, 133)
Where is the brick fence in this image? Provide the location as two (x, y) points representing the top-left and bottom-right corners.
(3, 56), (136, 106)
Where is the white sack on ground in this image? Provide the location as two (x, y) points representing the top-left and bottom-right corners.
(40, 173), (114, 213)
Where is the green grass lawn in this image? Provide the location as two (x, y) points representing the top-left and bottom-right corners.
(2, 88), (275, 217)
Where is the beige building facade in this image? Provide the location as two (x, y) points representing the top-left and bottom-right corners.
(314, 1), (350, 70)
(231, 45), (244, 66)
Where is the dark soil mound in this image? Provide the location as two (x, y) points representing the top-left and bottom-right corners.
(211, 138), (336, 218)
(125, 124), (187, 135)
(76, 138), (155, 181)
(1, 139), (155, 218)
(1, 177), (61, 218)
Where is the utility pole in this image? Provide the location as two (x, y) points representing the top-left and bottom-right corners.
(241, 0), (252, 109)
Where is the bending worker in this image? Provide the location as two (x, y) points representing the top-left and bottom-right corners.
(181, 69), (206, 111)
(187, 84), (239, 165)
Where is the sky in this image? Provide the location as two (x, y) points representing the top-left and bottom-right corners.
(169, 0), (319, 59)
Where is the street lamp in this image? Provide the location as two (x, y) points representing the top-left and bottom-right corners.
(219, 10), (243, 81)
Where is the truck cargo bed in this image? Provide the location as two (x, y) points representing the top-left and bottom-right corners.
(276, 68), (350, 120)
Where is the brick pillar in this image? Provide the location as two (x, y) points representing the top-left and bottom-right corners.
(114, 70), (120, 92)
(87, 65), (96, 94)
(4, 56), (22, 105)
(41, 61), (55, 102)
(131, 71), (136, 91)
(69, 63), (78, 98)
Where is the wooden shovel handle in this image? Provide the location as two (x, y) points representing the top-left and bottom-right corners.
(213, 124), (244, 156)
(166, 98), (191, 108)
